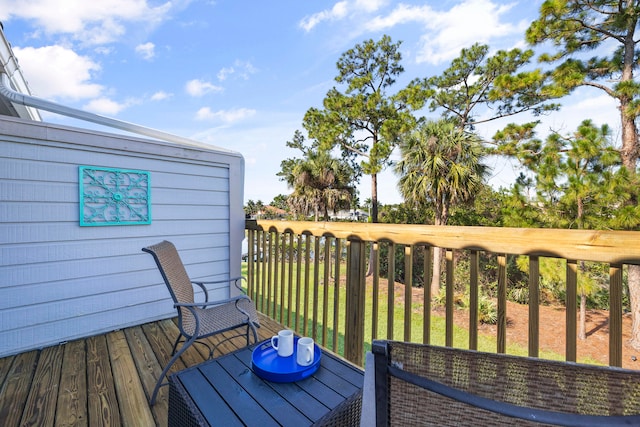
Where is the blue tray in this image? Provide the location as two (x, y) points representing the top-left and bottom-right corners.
(251, 338), (322, 383)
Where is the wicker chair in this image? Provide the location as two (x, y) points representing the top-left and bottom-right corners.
(366, 340), (640, 426)
(142, 240), (259, 405)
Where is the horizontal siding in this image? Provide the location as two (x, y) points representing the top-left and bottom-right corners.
(0, 117), (244, 357)
(0, 202), (230, 223)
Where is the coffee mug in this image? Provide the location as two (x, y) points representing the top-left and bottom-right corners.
(271, 329), (294, 357)
(296, 337), (315, 366)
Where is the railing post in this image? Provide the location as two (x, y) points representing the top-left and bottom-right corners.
(497, 254), (507, 354)
(528, 256), (540, 358)
(609, 263), (623, 367)
(566, 259), (577, 362)
(445, 249), (454, 347)
(345, 238), (366, 365)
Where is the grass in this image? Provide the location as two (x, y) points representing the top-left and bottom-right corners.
(242, 261), (598, 365)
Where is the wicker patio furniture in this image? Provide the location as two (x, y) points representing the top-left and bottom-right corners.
(364, 340), (640, 426)
(142, 240), (259, 405)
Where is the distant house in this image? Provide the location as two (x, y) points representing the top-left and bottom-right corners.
(0, 25), (245, 357)
(259, 205), (288, 219)
(331, 209), (369, 222)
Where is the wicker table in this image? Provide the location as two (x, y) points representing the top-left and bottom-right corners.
(168, 343), (364, 426)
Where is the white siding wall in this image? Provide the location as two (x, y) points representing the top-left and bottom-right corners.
(0, 116), (245, 357)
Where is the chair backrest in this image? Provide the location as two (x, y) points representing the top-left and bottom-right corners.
(142, 241), (195, 321)
(372, 340), (640, 426)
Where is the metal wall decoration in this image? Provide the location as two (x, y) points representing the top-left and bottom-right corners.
(79, 166), (151, 226)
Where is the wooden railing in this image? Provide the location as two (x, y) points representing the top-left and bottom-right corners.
(245, 219), (640, 366)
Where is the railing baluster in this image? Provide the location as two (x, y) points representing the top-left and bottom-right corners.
(610, 263), (623, 367)
(247, 228), (255, 299)
(345, 238), (366, 365)
(372, 242), (380, 341)
(469, 250), (479, 350)
(312, 236), (320, 340)
(259, 230), (266, 312)
(295, 234), (302, 332)
(333, 238), (341, 353)
(387, 242), (395, 340)
(287, 233), (294, 328)
(423, 245), (432, 344)
(322, 237), (331, 347)
(404, 245), (413, 342)
(303, 234), (311, 337)
(279, 232), (285, 323)
(497, 254), (507, 354)
(267, 231), (274, 317)
(445, 248), (454, 347)
(528, 256), (540, 358)
(566, 259), (577, 362)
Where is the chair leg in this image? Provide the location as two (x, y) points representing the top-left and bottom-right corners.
(170, 334), (182, 355)
(150, 334), (196, 406)
(249, 322), (258, 344)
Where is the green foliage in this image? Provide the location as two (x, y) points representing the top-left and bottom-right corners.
(270, 194), (289, 211)
(432, 286), (498, 325)
(478, 295), (498, 325)
(405, 42), (557, 130)
(525, 0), (640, 205)
(448, 185), (504, 227)
(278, 131), (355, 220)
(379, 203), (433, 225)
(395, 119), (490, 226)
(377, 242), (428, 288)
(304, 34), (417, 222)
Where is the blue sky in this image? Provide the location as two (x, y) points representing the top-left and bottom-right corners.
(0, 0), (619, 205)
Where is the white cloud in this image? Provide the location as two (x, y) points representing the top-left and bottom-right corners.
(354, 0), (388, 13)
(83, 97), (128, 115)
(150, 90), (172, 101)
(185, 79), (223, 96)
(365, 3), (429, 31)
(217, 60), (257, 81)
(13, 45), (103, 99)
(301, 0), (522, 66)
(363, 0), (521, 65)
(135, 42), (155, 60)
(217, 66), (234, 81)
(299, 1), (349, 32)
(298, 0), (388, 32)
(0, 0), (173, 45)
(415, 0), (521, 64)
(195, 107), (256, 123)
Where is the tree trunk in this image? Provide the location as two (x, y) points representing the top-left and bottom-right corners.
(371, 173), (378, 223)
(430, 247), (442, 297)
(577, 207), (586, 340)
(366, 173), (378, 277)
(430, 201), (448, 298)
(619, 96), (640, 349)
(579, 291), (587, 340)
(629, 265), (640, 349)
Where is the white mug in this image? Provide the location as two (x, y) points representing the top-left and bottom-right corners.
(296, 337), (315, 366)
(271, 329), (294, 357)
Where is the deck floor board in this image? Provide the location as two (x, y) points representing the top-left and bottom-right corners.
(56, 339), (87, 427)
(0, 314), (281, 427)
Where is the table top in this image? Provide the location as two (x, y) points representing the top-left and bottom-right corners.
(168, 342), (364, 426)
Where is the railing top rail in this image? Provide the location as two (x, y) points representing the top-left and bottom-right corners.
(246, 219), (640, 265)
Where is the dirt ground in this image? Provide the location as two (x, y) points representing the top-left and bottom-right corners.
(386, 281), (640, 370)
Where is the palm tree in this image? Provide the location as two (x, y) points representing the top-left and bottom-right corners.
(287, 150), (354, 221)
(395, 119), (489, 296)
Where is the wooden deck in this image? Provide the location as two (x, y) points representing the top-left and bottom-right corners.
(0, 313), (285, 427)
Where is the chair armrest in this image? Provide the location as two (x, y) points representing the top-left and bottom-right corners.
(174, 294), (251, 309)
(191, 276), (248, 301)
